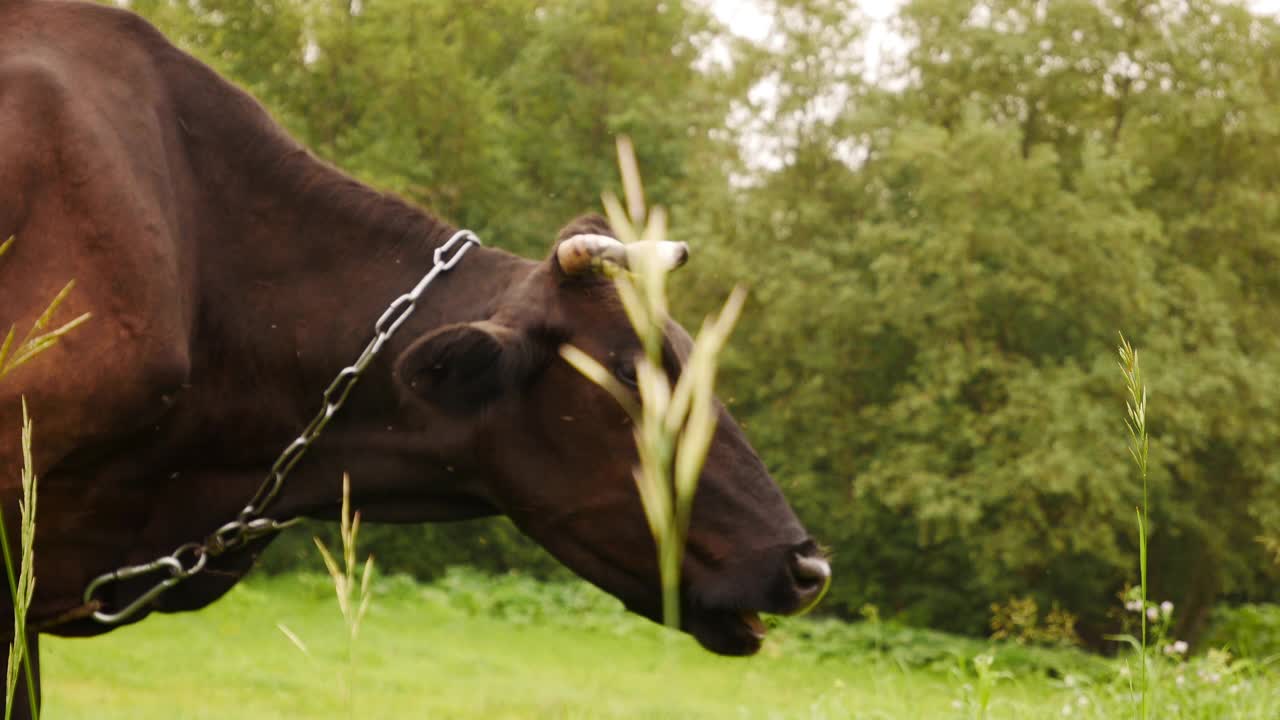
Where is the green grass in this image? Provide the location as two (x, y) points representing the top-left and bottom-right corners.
(36, 572), (1279, 719)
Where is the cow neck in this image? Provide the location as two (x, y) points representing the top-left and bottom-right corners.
(223, 176), (518, 523)
(219, 158), (511, 405)
(200, 137), (519, 390)
(172, 54), (532, 522)
(167, 49), (509, 393)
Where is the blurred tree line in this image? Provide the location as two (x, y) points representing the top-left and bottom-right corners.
(121, 0), (1280, 646)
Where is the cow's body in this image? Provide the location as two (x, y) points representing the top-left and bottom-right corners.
(0, 1), (828, 714)
(1, 0), (523, 631)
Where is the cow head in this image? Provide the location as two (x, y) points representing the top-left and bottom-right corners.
(390, 215), (829, 655)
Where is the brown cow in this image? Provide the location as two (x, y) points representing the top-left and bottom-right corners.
(0, 0), (829, 712)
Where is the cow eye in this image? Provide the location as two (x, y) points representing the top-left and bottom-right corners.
(614, 359), (638, 388)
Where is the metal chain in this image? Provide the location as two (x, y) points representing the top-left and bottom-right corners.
(83, 230), (481, 624)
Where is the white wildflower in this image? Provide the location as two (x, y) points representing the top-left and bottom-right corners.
(1147, 607), (1159, 622)
(1160, 601), (1173, 617)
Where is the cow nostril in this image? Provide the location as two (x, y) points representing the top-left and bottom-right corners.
(783, 542), (831, 614)
(790, 551), (831, 592)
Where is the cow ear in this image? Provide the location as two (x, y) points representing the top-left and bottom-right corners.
(394, 321), (544, 414)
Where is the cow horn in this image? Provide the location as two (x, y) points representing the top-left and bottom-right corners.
(557, 233), (690, 276)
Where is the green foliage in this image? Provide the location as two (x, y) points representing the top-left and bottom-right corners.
(433, 567), (1112, 681)
(429, 566), (651, 637)
(256, 514), (570, 583)
(1202, 604), (1280, 661)
(677, 0), (1280, 641)
(990, 596), (1082, 648)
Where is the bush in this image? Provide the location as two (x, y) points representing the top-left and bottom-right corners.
(257, 517), (571, 582)
(1201, 604), (1280, 660)
(407, 568), (1115, 681)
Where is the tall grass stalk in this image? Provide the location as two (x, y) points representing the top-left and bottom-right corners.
(560, 137), (745, 630)
(1118, 334), (1150, 720)
(313, 474), (374, 718)
(0, 403), (37, 720)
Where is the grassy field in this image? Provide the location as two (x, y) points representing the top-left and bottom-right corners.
(36, 571), (1277, 719)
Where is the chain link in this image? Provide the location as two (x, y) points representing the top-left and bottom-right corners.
(83, 230), (481, 624)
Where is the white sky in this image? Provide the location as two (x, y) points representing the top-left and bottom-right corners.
(710, 0), (1280, 64)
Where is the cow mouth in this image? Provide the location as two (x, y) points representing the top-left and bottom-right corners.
(684, 606), (770, 656)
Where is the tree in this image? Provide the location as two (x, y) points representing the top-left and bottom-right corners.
(691, 0), (1280, 640)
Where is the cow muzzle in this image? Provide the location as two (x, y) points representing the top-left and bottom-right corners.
(683, 540), (832, 656)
